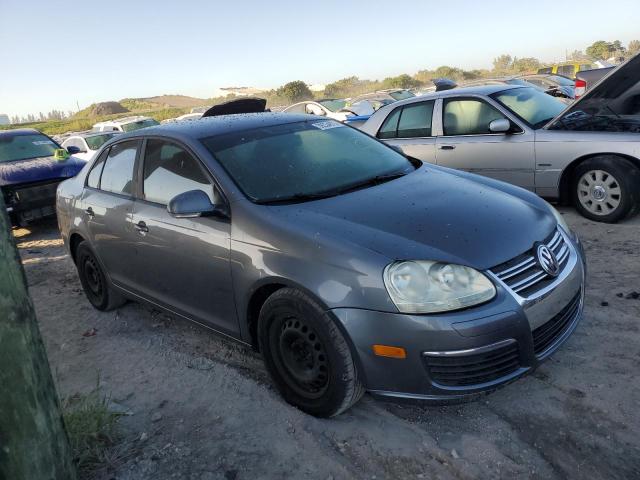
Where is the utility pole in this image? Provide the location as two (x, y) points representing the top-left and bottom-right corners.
(0, 198), (77, 480)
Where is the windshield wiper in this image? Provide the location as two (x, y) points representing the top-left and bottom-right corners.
(255, 171), (409, 205)
(532, 117), (555, 129)
(255, 191), (340, 205)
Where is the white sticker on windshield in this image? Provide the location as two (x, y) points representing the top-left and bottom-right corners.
(311, 121), (344, 130)
(32, 140), (54, 145)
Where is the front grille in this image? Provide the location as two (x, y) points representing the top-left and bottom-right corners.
(490, 229), (570, 298)
(423, 340), (520, 387)
(532, 291), (582, 356)
(12, 180), (61, 203)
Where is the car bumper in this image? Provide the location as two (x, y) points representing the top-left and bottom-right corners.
(3, 179), (62, 222)
(331, 234), (586, 401)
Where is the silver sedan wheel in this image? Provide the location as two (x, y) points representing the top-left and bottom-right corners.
(577, 169), (621, 216)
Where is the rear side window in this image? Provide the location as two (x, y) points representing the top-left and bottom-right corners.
(443, 98), (505, 135)
(99, 141), (138, 195)
(377, 107), (401, 139)
(142, 139), (214, 205)
(378, 101), (434, 139)
(86, 149), (108, 188)
(397, 102), (434, 138)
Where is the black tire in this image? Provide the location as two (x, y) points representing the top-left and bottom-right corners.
(258, 288), (364, 417)
(572, 156), (640, 223)
(75, 241), (126, 311)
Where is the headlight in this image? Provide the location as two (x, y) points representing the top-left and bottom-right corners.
(383, 261), (496, 314)
(547, 202), (571, 235)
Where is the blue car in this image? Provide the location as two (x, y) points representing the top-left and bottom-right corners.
(0, 128), (86, 225)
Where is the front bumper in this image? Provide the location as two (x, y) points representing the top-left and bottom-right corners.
(3, 179), (61, 223)
(331, 234), (586, 401)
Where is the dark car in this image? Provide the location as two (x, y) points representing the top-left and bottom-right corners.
(1, 129), (86, 225)
(56, 114), (586, 417)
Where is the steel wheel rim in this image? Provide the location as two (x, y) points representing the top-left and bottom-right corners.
(577, 169), (621, 216)
(273, 316), (329, 399)
(83, 256), (103, 298)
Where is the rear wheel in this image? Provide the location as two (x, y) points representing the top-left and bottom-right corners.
(572, 156), (639, 223)
(258, 288), (364, 417)
(76, 241), (125, 311)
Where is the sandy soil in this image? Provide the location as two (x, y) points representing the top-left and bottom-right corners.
(16, 208), (640, 480)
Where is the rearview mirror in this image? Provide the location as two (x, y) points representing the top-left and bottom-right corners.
(66, 146), (84, 154)
(306, 104), (326, 116)
(489, 118), (511, 133)
(168, 190), (217, 218)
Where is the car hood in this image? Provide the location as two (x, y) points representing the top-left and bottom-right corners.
(0, 155), (86, 187)
(274, 166), (556, 270)
(547, 53), (640, 130)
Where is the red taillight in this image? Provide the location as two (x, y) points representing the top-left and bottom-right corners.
(575, 79), (587, 99)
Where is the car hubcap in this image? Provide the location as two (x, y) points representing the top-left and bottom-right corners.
(577, 169), (621, 216)
(277, 317), (329, 397)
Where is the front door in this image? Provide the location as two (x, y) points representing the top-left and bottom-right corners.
(435, 96), (536, 190)
(130, 138), (237, 336)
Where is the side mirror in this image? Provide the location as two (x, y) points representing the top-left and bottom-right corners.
(306, 104), (326, 116)
(167, 190), (217, 218)
(489, 118), (512, 133)
(66, 146), (84, 154)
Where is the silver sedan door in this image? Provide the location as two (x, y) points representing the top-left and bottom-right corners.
(376, 100), (437, 164)
(435, 96), (536, 190)
(129, 138), (238, 336)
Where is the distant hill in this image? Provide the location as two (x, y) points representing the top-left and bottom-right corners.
(74, 101), (129, 118)
(123, 95), (209, 109)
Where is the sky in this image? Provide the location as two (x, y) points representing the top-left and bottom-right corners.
(1, 0), (639, 117)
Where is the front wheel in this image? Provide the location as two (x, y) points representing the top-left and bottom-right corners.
(258, 288), (364, 417)
(572, 156), (639, 223)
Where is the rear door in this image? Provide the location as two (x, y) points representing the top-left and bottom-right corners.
(434, 96), (536, 190)
(129, 138), (237, 335)
(376, 100), (437, 163)
(80, 139), (141, 288)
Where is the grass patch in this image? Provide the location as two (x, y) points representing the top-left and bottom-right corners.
(62, 386), (123, 476)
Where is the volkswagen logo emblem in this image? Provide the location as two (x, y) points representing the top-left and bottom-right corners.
(536, 244), (560, 277)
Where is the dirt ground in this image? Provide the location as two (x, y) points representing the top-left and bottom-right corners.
(16, 207), (640, 480)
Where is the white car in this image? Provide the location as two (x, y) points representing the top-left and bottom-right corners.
(92, 116), (159, 133)
(283, 99), (352, 121)
(161, 113), (203, 124)
(61, 132), (121, 161)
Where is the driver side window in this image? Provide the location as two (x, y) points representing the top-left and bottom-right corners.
(443, 98), (505, 136)
(142, 139), (217, 206)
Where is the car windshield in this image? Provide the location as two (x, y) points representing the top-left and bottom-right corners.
(86, 133), (117, 150)
(389, 90), (415, 101)
(318, 99), (346, 112)
(121, 118), (159, 132)
(0, 133), (59, 163)
(491, 87), (566, 128)
(547, 75), (575, 86)
(202, 120), (415, 203)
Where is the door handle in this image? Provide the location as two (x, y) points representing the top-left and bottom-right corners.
(438, 145), (456, 150)
(134, 221), (149, 234)
(85, 207), (94, 218)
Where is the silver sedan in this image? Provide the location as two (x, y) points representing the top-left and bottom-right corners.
(359, 55), (640, 223)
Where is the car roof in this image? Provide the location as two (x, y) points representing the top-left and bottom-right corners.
(402, 84), (524, 103)
(0, 128), (42, 137)
(94, 116), (152, 126)
(118, 112), (313, 140)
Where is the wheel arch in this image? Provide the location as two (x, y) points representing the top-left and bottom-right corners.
(558, 152), (640, 204)
(68, 231), (86, 264)
(244, 276), (370, 388)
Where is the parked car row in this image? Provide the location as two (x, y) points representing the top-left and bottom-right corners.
(4, 53), (636, 417)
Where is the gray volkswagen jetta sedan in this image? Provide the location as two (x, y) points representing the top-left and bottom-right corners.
(56, 113), (586, 417)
